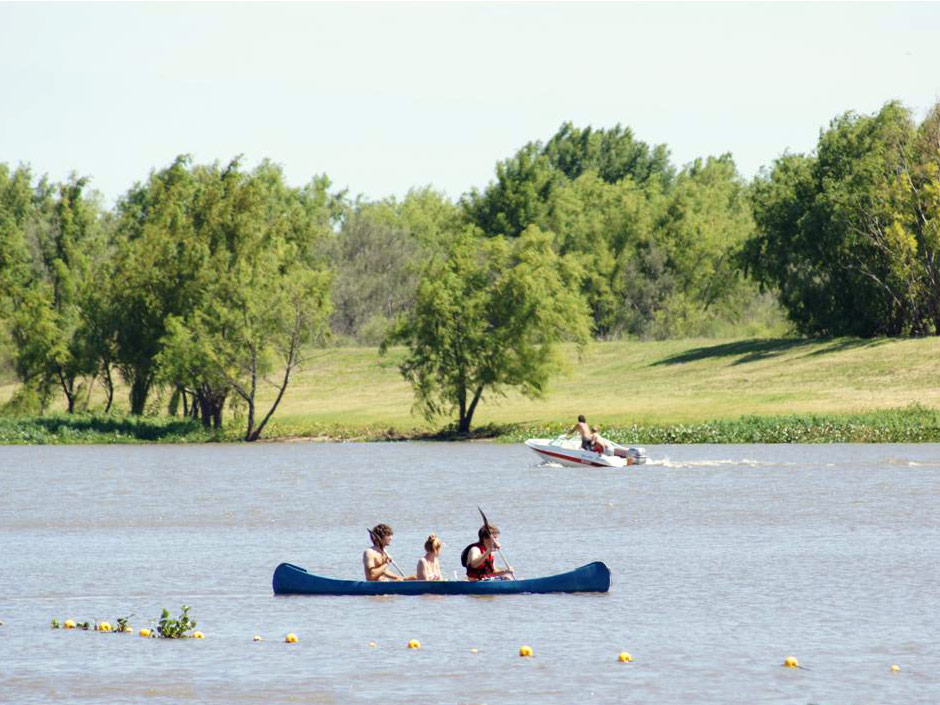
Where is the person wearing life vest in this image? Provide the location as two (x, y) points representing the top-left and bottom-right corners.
(461, 523), (514, 581)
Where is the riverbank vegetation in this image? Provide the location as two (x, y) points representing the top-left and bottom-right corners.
(2, 99), (939, 440)
(1, 337), (938, 443)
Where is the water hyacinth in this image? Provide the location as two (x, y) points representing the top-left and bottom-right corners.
(504, 405), (940, 445)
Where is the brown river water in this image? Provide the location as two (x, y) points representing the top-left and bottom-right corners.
(1, 442), (939, 704)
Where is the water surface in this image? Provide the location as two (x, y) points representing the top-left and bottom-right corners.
(1, 443), (938, 703)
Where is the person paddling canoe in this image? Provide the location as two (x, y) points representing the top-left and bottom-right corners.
(363, 523), (404, 581)
(461, 522), (514, 581)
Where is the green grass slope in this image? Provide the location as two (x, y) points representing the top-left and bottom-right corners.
(2, 337), (939, 442)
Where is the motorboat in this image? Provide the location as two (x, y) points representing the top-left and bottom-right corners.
(525, 435), (647, 467)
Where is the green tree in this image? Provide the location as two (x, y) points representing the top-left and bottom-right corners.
(329, 188), (460, 343)
(2, 173), (103, 412)
(111, 156), (202, 414)
(744, 100), (939, 336)
(155, 159), (334, 440)
(544, 171), (668, 337)
(465, 122), (673, 238)
(384, 226), (589, 433)
(651, 154), (759, 338)
(543, 122), (673, 186)
(0, 164), (37, 300)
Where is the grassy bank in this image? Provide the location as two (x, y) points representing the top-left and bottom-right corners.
(2, 337), (939, 443)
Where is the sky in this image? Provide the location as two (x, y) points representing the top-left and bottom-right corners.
(2, 1), (939, 206)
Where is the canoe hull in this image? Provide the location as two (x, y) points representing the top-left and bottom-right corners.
(272, 561), (610, 595)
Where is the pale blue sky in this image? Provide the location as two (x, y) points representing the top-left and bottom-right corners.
(2, 2), (939, 205)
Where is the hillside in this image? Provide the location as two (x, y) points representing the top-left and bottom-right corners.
(6, 337), (936, 439)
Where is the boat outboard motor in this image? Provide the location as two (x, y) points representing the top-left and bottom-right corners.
(613, 446), (648, 465)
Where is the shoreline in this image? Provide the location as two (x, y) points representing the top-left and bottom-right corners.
(2, 405), (939, 445)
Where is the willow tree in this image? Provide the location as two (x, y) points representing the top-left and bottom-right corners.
(384, 225), (590, 434)
(745, 100), (940, 337)
(111, 156), (202, 414)
(1, 173), (103, 412)
(155, 158), (334, 440)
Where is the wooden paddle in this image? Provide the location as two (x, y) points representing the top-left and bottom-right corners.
(477, 506), (515, 579)
(367, 527), (406, 578)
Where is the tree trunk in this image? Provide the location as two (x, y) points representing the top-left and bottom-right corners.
(128, 370), (152, 415)
(456, 385), (468, 434)
(102, 362), (114, 414)
(464, 385), (484, 432)
(457, 385), (484, 434)
(245, 338), (297, 442)
(57, 368), (76, 414)
(196, 387), (227, 431)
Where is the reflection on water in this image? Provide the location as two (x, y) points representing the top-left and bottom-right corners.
(2, 442), (939, 704)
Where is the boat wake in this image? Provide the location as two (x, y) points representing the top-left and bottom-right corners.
(646, 457), (799, 469)
(882, 458), (940, 468)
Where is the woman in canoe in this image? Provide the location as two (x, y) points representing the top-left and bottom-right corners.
(363, 523), (404, 581)
(416, 534), (444, 581)
(461, 523), (514, 581)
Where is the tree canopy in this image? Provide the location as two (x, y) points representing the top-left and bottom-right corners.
(383, 225), (590, 433)
(5, 101), (936, 435)
(744, 101), (940, 336)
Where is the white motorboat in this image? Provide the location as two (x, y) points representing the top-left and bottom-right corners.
(524, 436), (647, 467)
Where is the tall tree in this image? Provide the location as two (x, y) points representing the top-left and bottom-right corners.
(465, 122), (673, 238)
(384, 226), (590, 433)
(329, 188), (459, 343)
(155, 159), (335, 440)
(111, 156), (202, 414)
(2, 173), (103, 412)
(745, 100), (940, 336)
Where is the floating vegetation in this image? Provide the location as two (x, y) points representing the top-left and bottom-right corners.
(49, 609), (198, 638)
(156, 606), (197, 639)
(506, 404), (940, 444)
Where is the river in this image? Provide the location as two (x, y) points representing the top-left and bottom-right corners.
(1, 442), (938, 703)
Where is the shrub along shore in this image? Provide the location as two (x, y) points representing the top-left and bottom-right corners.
(2, 337), (939, 444)
(1, 405), (939, 444)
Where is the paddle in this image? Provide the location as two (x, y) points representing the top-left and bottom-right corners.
(367, 527), (406, 578)
(477, 506), (515, 580)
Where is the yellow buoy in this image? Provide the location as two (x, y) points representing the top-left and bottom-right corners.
(253, 635), (263, 642)
(192, 631), (204, 639)
(618, 651), (633, 662)
(98, 622), (112, 632)
(285, 633), (298, 643)
(519, 645), (533, 657)
(64, 619), (77, 630)
(368, 641), (377, 648)
(470, 647), (479, 654)
(139, 628), (151, 637)
(891, 664), (901, 672)
(407, 639), (421, 649)
(783, 656), (799, 668)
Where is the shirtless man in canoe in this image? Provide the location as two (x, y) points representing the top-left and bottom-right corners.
(363, 523), (404, 581)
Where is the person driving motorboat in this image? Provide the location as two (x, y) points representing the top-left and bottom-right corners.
(567, 414), (593, 450)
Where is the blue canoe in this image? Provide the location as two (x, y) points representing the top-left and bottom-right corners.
(272, 561), (610, 596)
